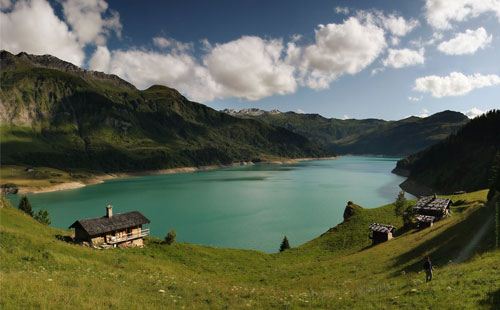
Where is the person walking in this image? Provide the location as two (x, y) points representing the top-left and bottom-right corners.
(423, 256), (433, 282)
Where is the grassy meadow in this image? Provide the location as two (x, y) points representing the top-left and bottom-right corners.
(0, 190), (498, 309)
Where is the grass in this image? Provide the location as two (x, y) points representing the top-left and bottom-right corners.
(0, 190), (498, 309)
(0, 165), (93, 190)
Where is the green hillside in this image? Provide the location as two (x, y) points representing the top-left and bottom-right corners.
(1, 190), (497, 309)
(0, 51), (327, 174)
(224, 109), (468, 156)
(395, 110), (500, 195)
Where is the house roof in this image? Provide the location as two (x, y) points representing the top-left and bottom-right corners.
(413, 196), (451, 213)
(369, 223), (396, 233)
(415, 214), (436, 223)
(69, 211), (150, 236)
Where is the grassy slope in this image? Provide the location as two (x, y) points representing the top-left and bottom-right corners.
(0, 190), (498, 309)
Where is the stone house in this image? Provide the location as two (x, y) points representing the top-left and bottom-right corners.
(69, 205), (150, 248)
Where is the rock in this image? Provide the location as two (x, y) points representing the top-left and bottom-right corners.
(1, 183), (19, 195)
(343, 201), (362, 221)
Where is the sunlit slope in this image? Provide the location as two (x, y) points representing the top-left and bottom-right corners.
(0, 191), (497, 309)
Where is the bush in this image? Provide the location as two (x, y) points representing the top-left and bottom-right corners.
(394, 191), (407, 217)
(34, 209), (51, 225)
(18, 196), (33, 216)
(165, 229), (176, 245)
(279, 236), (290, 252)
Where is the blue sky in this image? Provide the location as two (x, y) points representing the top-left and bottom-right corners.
(1, 0), (499, 119)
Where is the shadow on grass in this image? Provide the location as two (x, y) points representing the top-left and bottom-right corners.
(55, 234), (74, 243)
(479, 288), (500, 308)
(389, 205), (495, 276)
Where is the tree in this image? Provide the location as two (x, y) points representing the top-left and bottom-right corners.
(165, 229), (176, 245)
(34, 209), (51, 225)
(394, 191), (407, 217)
(487, 152), (500, 201)
(279, 236), (290, 252)
(18, 196), (33, 216)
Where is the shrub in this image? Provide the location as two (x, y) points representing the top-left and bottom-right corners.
(18, 196), (33, 216)
(279, 236), (290, 252)
(165, 229), (176, 245)
(34, 209), (51, 225)
(394, 191), (407, 217)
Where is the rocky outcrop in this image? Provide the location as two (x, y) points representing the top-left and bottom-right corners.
(343, 201), (362, 222)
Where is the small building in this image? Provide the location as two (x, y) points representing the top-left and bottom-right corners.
(415, 214), (435, 229)
(369, 223), (396, 245)
(413, 195), (452, 219)
(69, 205), (150, 248)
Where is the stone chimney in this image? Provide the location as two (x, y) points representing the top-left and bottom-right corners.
(106, 204), (113, 218)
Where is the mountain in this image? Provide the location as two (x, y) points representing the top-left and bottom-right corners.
(0, 51), (328, 172)
(223, 109), (469, 156)
(394, 110), (500, 195)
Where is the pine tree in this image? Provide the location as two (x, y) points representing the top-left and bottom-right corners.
(394, 191), (407, 216)
(165, 229), (176, 245)
(18, 196), (33, 217)
(34, 209), (51, 225)
(487, 152), (500, 201)
(279, 236), (290, 252)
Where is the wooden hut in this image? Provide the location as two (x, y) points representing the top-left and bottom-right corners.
(415, 214), (435, 229)
(69, 205), (150, 248)
(369, 223), (396, 245)
(413, 196), (452, 227)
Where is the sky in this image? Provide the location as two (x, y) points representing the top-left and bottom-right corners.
(1, 0), (500, 120)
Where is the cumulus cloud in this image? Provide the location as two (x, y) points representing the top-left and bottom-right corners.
(0, 0), (84, 65)
(414, 72), (500, 97)
(383, 48), (425, 68)
(425, 0), (500, 29)
(62, 0), (121, 46)
(437, 27), (492, 55)
(153, 36), (193, 52)
(419, 108), (430, 117)
(88, 45), (111, 71)
(335, 6), (350, 15)
(464, 107), (487, 118)
(203, 36), (296, 100)
(294, 17), (386, 89)
(380, 14), (419, 37)
(0, 0), (12, 9)
(0, 0), (120, 66)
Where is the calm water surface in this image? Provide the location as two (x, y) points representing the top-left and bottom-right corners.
(11, 156), (410, 252)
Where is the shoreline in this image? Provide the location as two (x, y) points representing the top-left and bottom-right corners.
(17, 156), (338, 194)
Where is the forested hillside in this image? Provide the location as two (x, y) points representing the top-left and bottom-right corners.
(394, 110), (500, 195)
(0, 51), (328, 172)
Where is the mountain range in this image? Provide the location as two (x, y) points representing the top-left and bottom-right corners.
(0, 51), (327, 172)
(223, 108), (469, 156)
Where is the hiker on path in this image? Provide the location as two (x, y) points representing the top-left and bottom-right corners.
(423, 256), (433, 282)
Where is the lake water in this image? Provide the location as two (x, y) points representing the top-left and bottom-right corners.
(10, 156), (410, 252)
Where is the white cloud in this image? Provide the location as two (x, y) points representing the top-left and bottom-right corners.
(295, 108), (305, 114)
(294, 17), (386, 89)
(204, 36), (296, 100)
(380, 14), (419, 37)
(425, 0), (500, 29)
(408, 96), (423, 102)
(383, 48), (425, 68)
(89, 36), (297, 102)
(0, 0), (84, 65)
(464, 107), (487, 118)
(437, 27), (492, 55)
(419, 108), (430, 117)
(342, 114), (351, 120)
(153, 36), (193, 52)
(414, 72), (500, 97)
(371, 67), (385, 75)
(88, 45), (111, 72)
(0, 0), (12, 9)
(62, 0), (121, 46)
(335, 6), (349, 15)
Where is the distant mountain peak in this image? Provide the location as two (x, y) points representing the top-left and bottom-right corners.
(222, 108), (282, 116)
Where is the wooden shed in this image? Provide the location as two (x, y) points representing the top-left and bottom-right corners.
(413, 196), (452, 220)
(369, 223), (396, 245)
(415, 214), (435, 229)
(69, 205), (150, 248)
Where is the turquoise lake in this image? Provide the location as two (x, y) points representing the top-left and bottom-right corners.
(12, 156), (410, 253)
